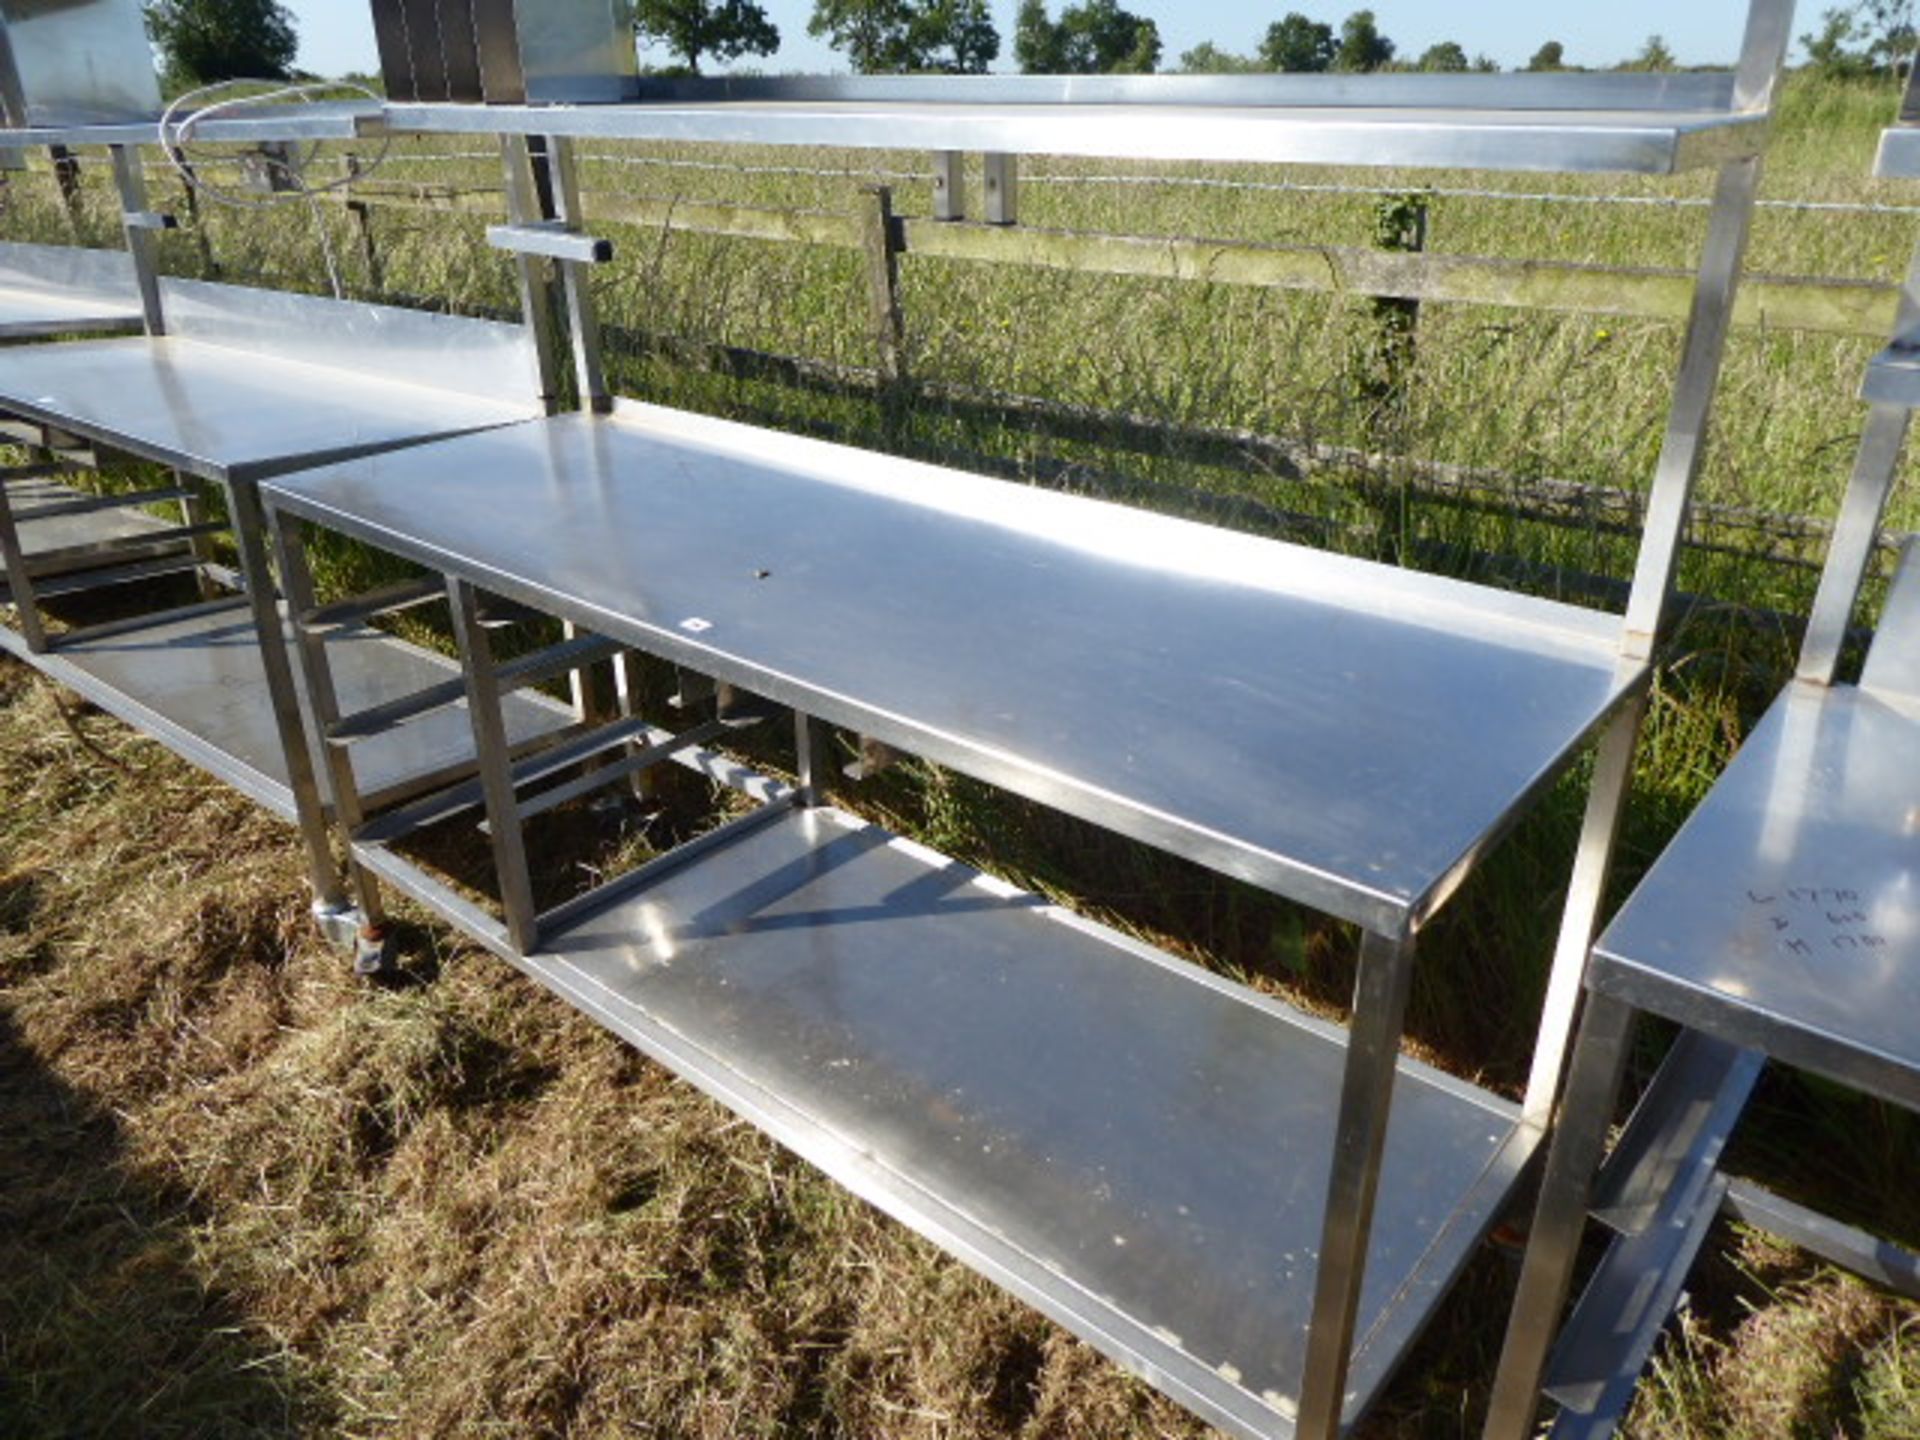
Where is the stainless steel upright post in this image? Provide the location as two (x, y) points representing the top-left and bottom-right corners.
(500, 136), (564, 413)
(1484, 993), (1637, 1440)
(1523, 149), (1772, 1127)
(0, 474), (46, 652)
(268, 510), (385, 928)
(1295, 927), (1417, 1440)
(446, 577), (540, 953)
(107, 144), (165, 336)
(227, 480), (355, 915)
(542, 136), (611, 414)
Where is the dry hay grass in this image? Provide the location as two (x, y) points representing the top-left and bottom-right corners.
(3, 649), (1916, 1439)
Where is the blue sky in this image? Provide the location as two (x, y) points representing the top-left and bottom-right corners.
(283, 2), (1782, 79)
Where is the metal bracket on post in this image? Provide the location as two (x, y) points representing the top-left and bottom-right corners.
(932, 150), (965, 220)
(983, 153), (1018, 226)
(107, 144), (167, 336)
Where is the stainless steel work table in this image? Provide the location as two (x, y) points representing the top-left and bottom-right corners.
(264, 400), (1644, 939)
(260, 397), (1645, 1437)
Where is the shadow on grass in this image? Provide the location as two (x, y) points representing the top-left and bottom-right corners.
(0, 1005), (321, 1437)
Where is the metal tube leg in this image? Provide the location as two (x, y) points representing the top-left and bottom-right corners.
(1522, 691), (1649, 1125)
(0, 468), (48, 652)
(795, 711), (833, 808)
(267, 508), (387, 932)
(1296, 928), (1418, 1440)
(227, 479), (351, 916)
(445, 578), (540, 954)
(175, 472), (220, 601)
(1483, 991), (1637, 1440)
(1797, 404), (1912, 685)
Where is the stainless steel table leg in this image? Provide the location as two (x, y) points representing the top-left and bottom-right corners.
(1484, 991), (1637, 1440)
(0, 465), (46, 652)
(446, 576), (540, 954)
(228, 477), (351, 918)
(1296, 927), (1417, 1440)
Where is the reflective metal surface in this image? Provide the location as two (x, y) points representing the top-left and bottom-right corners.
(1877, 126), (1920, 180)
(0, 241), (139, 337)
(386, 98), (1766, 174)
(0, 602), (571, 819)
(1593, 682), (1920, 1111)
(0, 0), (159, 126)
(524, 802), (1526, 1438)
(6, 473), (184, 573)
(264, 403), (1637, 936)
(6, 101), (383, 147)
(0, 292), (542, 482)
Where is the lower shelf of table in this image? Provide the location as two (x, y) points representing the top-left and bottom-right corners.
(504, 801), (1535, 1439)
(0, 599), (574, 821)
(6, 473), (188, 578)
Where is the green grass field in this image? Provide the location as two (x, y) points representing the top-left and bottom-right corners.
(1, 70), (1918, 1438)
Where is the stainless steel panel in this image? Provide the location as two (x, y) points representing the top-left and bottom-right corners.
(263, 403), (1636, 935)
(0, 331), (540, 483)
(1860, 539), (1920, 702)
(0, 241), (139, 337)
(1877, 126), (1920, 180)
(520, 802), (1524, 1437)
(1592, 683), (1920, 1111)
(512, 0), (635, 104)
(0, 602), (571, 819)
(0, 0), (159, 127)
(385, 99), (1765, 175)
(158, 278), (540, 410)
(1860, 341), (1920, 407)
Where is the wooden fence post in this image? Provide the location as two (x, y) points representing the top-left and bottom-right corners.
(860, 184), (906, 388)
(48, 145), (83, 235)
(169, 147), (220, 278)
(344, 153), (384, 292)
(1363, 191), (1428, 407)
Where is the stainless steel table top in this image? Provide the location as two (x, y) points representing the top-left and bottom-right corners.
(388, 98), (1764, 174)
(530, 801), (1528, 1439)
(1594, 682), (1920, 1110)
(0, 334), (540, 483)
(266, 402), (1640, 935)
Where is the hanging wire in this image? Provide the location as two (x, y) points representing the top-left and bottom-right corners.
(158, 79), (393, 299)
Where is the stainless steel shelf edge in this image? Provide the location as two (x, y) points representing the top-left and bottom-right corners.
(7, 101), (384, 148)
(479, 802), (1528, 1439)
(385, 99), (1764, 175)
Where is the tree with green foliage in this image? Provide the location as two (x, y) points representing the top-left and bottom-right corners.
(1014, 0), (1158, 73)
(1525, 40), (1566, 71)
(633, 0), (779, 74)
(1801, 3), (1916, 76)
(1417, 40), (1469, 72)
(1259, 13), (1335, 72)
(809, 0), (998, 72)
(1334, 10), (1394, 73)
(145, 0), (297, 85)
(1620, 33), (1677, 71)
(1178, 40), (1260, 74)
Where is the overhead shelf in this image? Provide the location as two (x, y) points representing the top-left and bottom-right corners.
(389, 96), (1764, 175)
(512, 800), (1531, 1440)
(0, 600), (573, 822)
(263, 401), (1642, 937)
